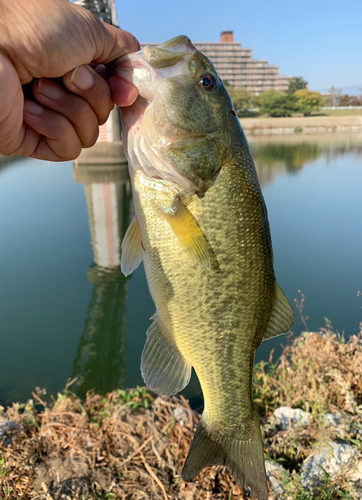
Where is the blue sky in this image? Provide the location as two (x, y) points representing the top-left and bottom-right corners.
(115, 0), (362, 91)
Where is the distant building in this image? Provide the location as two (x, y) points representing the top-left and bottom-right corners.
(142, 31), (293, 94)
(195, 31), (293, 93)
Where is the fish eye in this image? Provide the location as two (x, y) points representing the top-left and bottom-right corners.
(198, 72), (217, 91)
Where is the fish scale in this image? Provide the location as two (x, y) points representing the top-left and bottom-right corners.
(135, 158), (274, 427)
(118, 35), (295, 500)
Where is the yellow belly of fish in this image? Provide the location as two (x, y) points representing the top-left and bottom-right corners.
(133, 163), (275, 429)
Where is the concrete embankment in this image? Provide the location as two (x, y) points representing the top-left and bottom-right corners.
(247, 130), (362, 147)
(239, 115), (362, 135)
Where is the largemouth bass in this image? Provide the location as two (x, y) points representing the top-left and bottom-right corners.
(117, 36), (295, 500)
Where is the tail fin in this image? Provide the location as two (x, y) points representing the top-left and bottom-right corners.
(182, 416), (268, 500)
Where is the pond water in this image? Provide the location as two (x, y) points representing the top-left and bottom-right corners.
(0, 132), (361, 407)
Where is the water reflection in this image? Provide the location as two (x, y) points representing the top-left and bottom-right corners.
(249, 132), (362, 186)
(71, 163), (132, 398)
(0, 155), (25, 176)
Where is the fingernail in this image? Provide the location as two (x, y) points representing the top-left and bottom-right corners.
(23, 100), (43, 116)
(38, 78), (64, 100)
(70, 65), (94, 90)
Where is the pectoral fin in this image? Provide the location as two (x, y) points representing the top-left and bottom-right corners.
(141, 313), (192, 396)
(162, 198), (211, 270)
(121, 215), (143, 277)
(262, 282), (295, 341)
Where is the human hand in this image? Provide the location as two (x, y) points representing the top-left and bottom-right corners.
(0, 0), (140, 161)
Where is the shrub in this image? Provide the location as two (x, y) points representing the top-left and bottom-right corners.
(258, 89), (300, 117)
(295, 89), (325, 116)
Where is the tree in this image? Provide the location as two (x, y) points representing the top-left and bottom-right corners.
(350, 95), (362, 106)
(287, 77), (308, 94)
(338, 94), (362, 106)
(323, 93), (334, 106)
(257, 89), (300, 117)
(295, 89), (325, 116)
(329, 86), (342, 106)
(226, 86), (252, 116)
(339, 94), (352, 106)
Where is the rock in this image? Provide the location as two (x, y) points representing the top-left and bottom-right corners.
(348, 458), (362, 498)
(173, 407), (190, 426)
(0, 417), (15, 437)
(324, 413), (343, 426)
(323, 412), (352, 440)
(263, 415), (280, 437)
(265, 461), (289, 498)
(301, 442), (359, 492)
(273, 407), (310, 430)
(0, 417), (16, 447)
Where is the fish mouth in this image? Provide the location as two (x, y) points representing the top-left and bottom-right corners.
(114, 35), (201, 143)
(157, 35), (196, 53)
(143, 35), (196, 68)
(112, 35), (195, 98)
(116, 36), (202, 193)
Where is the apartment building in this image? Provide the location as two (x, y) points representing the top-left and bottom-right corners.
(194, 31), (292, 93)
(142, 31), (292, 93)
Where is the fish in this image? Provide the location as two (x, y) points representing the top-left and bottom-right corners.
(116, 36), (295, 500)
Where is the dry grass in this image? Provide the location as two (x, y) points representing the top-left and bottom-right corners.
(254, 327), (362, 419)
(1, 318), (362, 499)
(0, 390), (246, 500)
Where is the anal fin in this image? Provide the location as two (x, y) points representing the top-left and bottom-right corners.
(141, 313), (191, 396)
(121, 215), (143, 277)
(161, 197), (211, 270)
(263, 282), (295, 341)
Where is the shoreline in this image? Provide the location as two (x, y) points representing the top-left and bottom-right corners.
(1, 329), (361, 499)
(239, 115), (362, 135)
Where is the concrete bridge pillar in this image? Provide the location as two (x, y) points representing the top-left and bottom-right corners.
(73, 0), (125, 166)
